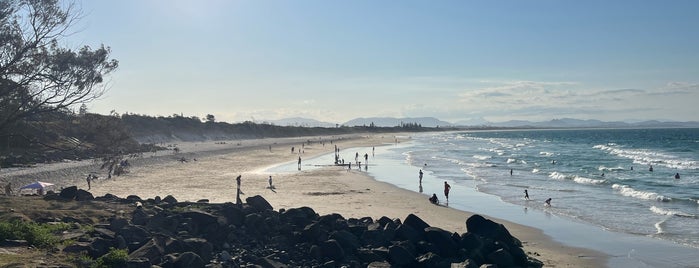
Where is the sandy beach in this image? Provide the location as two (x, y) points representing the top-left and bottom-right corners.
(1, 134), (606, 267)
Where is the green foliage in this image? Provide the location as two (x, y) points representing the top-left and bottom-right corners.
(92, 247), (128, 268)
(0, 220), (70, 248)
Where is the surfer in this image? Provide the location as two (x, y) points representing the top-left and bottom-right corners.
(649, 165), (653, 172)
(544, 198), (552, 207)
(675, 173), (680, 179)
(524, 189), (530, 200)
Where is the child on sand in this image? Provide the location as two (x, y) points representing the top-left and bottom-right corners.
(429, 193), (439, 204)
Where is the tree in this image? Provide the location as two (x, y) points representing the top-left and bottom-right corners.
(0, 0), (118, 134)
(205, 114), (215, 123)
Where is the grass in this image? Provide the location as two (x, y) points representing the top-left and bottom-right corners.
(0, 220), (70, 248)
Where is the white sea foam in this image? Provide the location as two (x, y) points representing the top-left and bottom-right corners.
(650, 206), (697, 218)
(473, 155), (491, 160)
(532, 168), (540, 173)
(539, 151), (554, 156)
(549, 172), (568, 180)
(573, 176), (606, 185)
(506, 158), (516, 164)
(594, 144), (698, 170)
(612, 184), (672, 202)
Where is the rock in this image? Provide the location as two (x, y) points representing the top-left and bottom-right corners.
(219, 203), (245, 226)
(403, 213), (430, 232)
(75, 189), (94, 201)
(361, 228), (388, 247)
(117, 225), (151, 252)
(356, 248), (384, 263)
(320, 239), (345, 261)
(131, 208), (150, 226)
(126, 195), (142, 202)
(301, 222), (327, 243)
(424, 227), (458, 257)
(416, 252), (445, 268)
(367, 261), (392, 268)
(172, 251), (205, 268)
(108, 217), (129, 231)
(162, 195), (177, 204)
(388, 244), (415, 266)
(466, 215), (521, 248)
(394, 224), (421, 243)
(280, 207), (318, 227)
(329, 230), (360, 253)
(182, 238), (213, 263)
(451, 259), (479, 268)
(486, 248), (514, 267)
(62, 242), (90, 254)
(245, 195), (273, 212)
(88, 237), (114, 258)
(128, 238), (164, 265)
(59, 186), (78, 200)
(125, 257), (151, 268)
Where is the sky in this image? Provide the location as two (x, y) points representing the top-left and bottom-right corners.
(64, 0), (699, 124)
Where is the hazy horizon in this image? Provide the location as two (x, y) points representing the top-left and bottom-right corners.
(66, 1), (699, 124)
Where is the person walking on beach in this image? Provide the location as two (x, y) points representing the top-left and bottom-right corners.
(419, 169), (424, 184)
(444, 181), (451, 203)
(86, 174), (92, 190)
(236, 175), (242, 205)
(4, 183), (12, 196)
(524, 189), (530, 200)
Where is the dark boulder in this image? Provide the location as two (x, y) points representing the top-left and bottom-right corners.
(388, 244), (416, 266)
(59, 186), (78, 200)
(424, 227), (458, 257)
(172, 251), (205, 268)
(465, 214), (521, 248)
(162, 195), (178, 204)
(246, 195), (273, 212)
(486, 248), (514, 267)
(329, 230), (360, 253)
(75, 189), (94, 201)
(320, 239), (345, 261)
(403, 213), (430, 232)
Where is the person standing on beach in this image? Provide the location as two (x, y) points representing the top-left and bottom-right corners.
(524, 189), (530, 200)
(419, 169), (424, 184)
(236, 175), (242, 204)
(444, 181), (451, 203)
(86, 174), (92, 190)
(298, 156), (302, 170)
(268, 175), (274, 188)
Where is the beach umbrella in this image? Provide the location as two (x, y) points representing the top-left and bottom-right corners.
(19, 181), (55, 190)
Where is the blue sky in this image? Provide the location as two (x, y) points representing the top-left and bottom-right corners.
(66, 0), (699, 124)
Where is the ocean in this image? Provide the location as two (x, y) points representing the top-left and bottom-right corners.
(269, 128), (699, 267)
(395, 128), (699, 247)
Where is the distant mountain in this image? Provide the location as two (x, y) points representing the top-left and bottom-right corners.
(342, 117), (453, 128)
(454, 117), (489, 126)
(265, 117), (337, 128)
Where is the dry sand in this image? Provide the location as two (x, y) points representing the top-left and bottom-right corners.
(3, 134), (607, 267)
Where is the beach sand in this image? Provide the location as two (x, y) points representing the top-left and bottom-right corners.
(3, 134), (607, 267)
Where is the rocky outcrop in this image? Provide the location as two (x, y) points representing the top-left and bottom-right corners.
(50, 190), (542, 268)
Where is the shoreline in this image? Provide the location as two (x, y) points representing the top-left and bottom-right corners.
(0, 134), (606, 267)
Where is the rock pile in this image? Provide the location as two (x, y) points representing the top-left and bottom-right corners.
(55, 187), (543, 267)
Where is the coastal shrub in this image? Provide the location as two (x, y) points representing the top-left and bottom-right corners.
(0, 220), (69, 248)
(93, 247), (128, 268)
